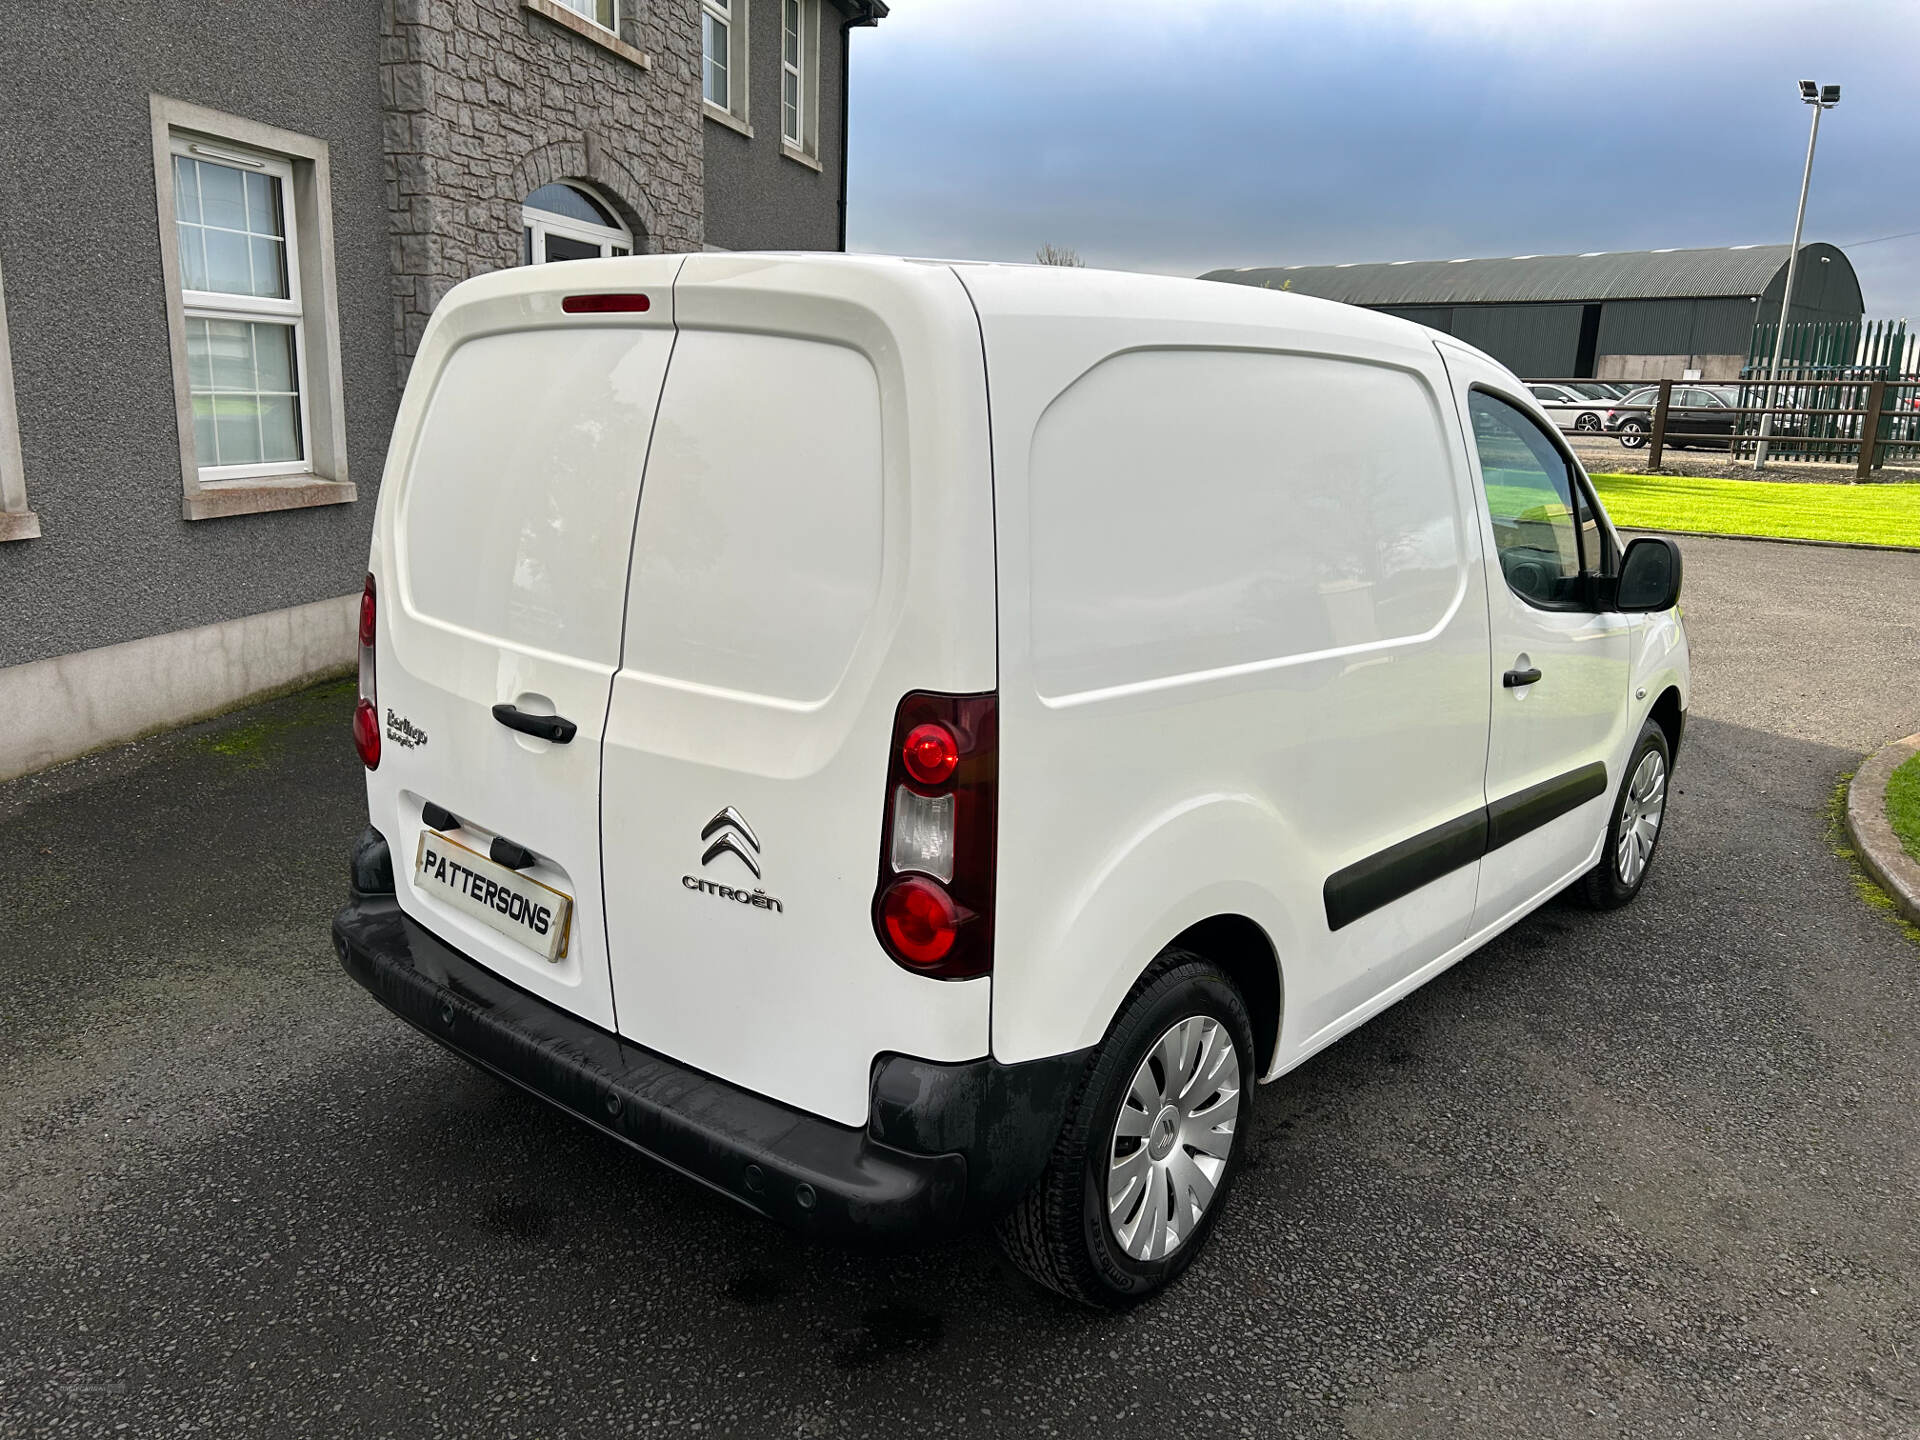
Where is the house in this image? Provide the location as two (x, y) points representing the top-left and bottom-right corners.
(0, 0), (885, 781)
(1202, 244), (1864, 383)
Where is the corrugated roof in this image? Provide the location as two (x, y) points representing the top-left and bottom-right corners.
(1200, 244), (1825, 306)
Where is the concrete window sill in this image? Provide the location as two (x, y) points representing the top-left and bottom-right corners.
(522, 0), (653, 70)
(184, 477), (358, 522)
(780, 144), (823, 174)
(704, 103), (754, 139)
(0, 509), (41, 542)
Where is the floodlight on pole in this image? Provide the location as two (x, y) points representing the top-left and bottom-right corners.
(1754, 79), (1841, 470)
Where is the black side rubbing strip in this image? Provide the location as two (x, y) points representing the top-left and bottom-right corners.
(1322, 761), (1611, 931)
(1485, 762), (1608, 852)
(1324, 810), (1488, 933)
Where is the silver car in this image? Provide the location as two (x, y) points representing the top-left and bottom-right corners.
(1526, 382), (1610, 435)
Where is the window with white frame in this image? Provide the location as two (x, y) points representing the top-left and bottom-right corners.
(781, 1), (804, 145)
(702, 0), (750, 127)
(553, 0), (617, 30)
(171, 138), (307, 477)
(521, 183), (634, 264)
(152, 96), (353, 521)
(780, 0), (820, 158)
(0, 258), (38, 542)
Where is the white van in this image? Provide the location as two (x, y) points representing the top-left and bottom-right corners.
(333, 254), (1689, 1306)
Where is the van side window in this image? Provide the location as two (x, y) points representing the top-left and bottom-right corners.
(1468, 389), (1587, 607)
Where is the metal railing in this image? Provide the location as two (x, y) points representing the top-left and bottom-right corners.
(1525, 376), (1920, 477)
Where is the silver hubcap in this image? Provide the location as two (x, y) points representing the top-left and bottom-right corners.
(1616, 749), (1667, 885)
(1107, 1016), (1241, 1262)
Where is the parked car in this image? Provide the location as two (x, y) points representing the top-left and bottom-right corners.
(331, 255), (1691, 1307)
(1606, 384), (1743, 449)
(1527, 381), (1610, 434)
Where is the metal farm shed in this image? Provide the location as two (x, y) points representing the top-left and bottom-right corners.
(1200, 243), (1863, 382)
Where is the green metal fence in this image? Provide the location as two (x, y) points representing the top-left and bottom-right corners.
(1741, 318), (1918, 466)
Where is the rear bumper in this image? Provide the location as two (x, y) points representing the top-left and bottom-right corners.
(331, 840), (1085, 1246)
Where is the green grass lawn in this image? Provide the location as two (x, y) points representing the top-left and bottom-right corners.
(1888, 750), (1920, 866)
(1590, 473), (1920, 548)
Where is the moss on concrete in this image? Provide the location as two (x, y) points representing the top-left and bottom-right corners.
(1830, 773), (1920, 944)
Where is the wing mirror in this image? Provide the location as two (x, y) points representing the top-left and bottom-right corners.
(1611, 536), (1683, 611)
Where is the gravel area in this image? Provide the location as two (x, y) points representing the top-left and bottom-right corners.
(3, 540), (1919, 1439)
(1568, 432), (1920, 482)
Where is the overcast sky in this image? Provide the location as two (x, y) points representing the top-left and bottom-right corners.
(845, 0), (1920, 322)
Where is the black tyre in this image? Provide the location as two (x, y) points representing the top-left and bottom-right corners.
(996, 951), (1255, 1308)
(1574, 412), (1601, 432)
(1618, 419), (1648, 449)
(1575, 719), (1671, 910)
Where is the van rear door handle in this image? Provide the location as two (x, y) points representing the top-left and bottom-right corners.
(1502, 666), (1543, 688)
(491, 704), (577, 744)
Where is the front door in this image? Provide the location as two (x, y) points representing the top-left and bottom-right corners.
(1442, 346), (1636, 933)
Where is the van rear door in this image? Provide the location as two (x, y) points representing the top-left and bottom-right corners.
(368, 262), (680, 1030)
(598, 255), (999, 1126)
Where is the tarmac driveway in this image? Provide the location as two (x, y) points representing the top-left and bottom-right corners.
(2, 535), (1918, 1439)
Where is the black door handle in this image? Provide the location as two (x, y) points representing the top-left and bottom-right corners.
(491, 703), (577, 744)
(1503, 667), (1543, 688)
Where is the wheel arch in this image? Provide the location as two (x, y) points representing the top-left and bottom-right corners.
(1164, 913), (1283, 1076)
(1648, 684), (1685, 761)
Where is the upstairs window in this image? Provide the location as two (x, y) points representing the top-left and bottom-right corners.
(781, 0), (820, 160)
(553, 0), (617, 30)
(702, 0), (751, 130)
(782, 1), (804, 144)
(704, 0), (733, 109)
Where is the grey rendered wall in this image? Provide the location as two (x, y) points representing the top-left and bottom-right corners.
(383, 0), (705, 373)
(0, 5), (395, 670)
(702, 0), (848, 251)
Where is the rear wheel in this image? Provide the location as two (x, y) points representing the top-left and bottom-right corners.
(1617, 418), (1648, 449)
(997, 951), (1254, 1308)
(1575, 719), (1670, 909)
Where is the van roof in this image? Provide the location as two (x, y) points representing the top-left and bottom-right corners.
(429, 251), (1480, 372)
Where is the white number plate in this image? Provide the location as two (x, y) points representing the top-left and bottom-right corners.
(414, 831), (573, 963)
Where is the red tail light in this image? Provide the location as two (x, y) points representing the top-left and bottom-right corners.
(355, 573), (379, 770)
(873, 692), (996, 979)
(353, 698), (381, 769)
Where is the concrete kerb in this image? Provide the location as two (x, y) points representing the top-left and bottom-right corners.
(1846, 731), (1920, 927)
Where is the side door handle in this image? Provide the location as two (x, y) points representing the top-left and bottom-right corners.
(491, 703), (578, 744)
(1503, 666), (1543, 689)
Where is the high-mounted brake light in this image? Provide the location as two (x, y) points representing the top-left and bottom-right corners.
(561, 293), (651, 314)
(872, 692), (997, 980)
(355, 572), (380, 770)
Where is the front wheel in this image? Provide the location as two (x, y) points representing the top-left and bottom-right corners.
(997, 951), (1254, 1308)
(1575, 412), (1601, 433)
(1575, 719), (1671, 909)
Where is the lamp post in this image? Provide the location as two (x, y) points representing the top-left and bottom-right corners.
(1754, 80), (1840, 471)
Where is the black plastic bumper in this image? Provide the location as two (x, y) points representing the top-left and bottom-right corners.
(331, 836), (1085, 1246)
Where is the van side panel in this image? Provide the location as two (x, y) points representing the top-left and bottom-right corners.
(599, 256), (998, 1126)
(961, 269), (1494, 1073)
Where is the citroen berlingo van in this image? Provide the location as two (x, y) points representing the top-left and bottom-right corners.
(333, 253), (1689, 1306)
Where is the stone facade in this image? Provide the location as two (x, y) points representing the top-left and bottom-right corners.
(382, 0), (705, 374)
